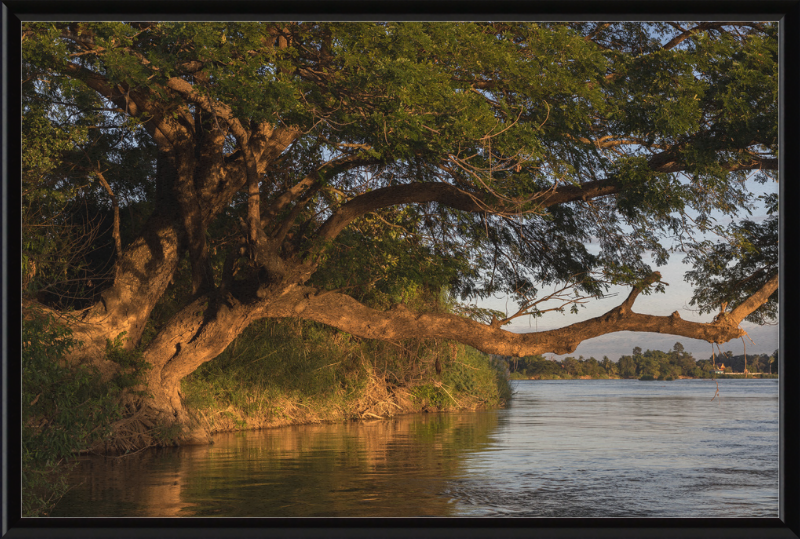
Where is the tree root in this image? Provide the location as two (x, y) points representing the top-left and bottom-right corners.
(89, 399), (211, 455)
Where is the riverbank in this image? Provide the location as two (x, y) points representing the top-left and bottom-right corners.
(179, 319), (512, 436)
(49, 378), (780, 518)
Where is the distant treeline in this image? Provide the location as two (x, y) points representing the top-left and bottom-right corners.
(495, 343), (779, 380)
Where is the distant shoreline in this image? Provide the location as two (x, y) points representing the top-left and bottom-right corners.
(511, 374), (779, 381)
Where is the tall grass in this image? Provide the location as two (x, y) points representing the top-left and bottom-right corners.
(181, 318), (511, 432)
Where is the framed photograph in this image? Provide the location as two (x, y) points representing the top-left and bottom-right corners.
(4, 1), (798, 538)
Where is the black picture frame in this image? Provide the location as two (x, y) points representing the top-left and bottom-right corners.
(2, 2), (798, 538)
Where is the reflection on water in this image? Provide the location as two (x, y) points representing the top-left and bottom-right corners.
(52, 412), (497, 517)
(51, 379), (778, 517)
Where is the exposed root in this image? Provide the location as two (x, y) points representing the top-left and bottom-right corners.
(88, 397), (209, 455)
(89, 400), (164, 455)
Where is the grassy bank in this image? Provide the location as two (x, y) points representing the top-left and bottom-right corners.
(181, 318), (512, 433)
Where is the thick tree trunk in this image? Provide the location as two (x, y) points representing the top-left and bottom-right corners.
(26, 119), (301, 445)
(137, 285), (300, 444)
(31, 208), (185, 380)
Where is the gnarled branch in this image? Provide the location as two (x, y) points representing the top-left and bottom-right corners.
(288, 271), (778, 357)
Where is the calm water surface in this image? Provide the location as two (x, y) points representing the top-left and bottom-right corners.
(51, 378), (778, 517)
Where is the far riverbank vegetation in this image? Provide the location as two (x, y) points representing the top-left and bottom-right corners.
(499, 342), (779, 381)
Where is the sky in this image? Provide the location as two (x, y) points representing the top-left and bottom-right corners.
(479, 177), (779, 362)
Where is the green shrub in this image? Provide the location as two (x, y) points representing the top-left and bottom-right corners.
(21, 309), (120, 516)
(411, 383), (450, 408)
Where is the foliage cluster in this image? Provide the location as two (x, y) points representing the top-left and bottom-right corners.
(22, 41), (157, 307)
(616, 344), (704, 379)
(617, 344), (777, 379)
(696, 349), (778, 376)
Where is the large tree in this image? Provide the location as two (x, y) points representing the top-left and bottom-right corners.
(21, 21), (779, 441)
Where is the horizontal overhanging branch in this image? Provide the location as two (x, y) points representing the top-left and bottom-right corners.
(280, 273), (778, 357)
(293, 294), (741, 356)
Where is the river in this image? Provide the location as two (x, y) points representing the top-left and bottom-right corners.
(50, 378), (779, 518)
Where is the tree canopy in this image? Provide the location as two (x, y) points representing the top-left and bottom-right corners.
(21, 21), (779, 432)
